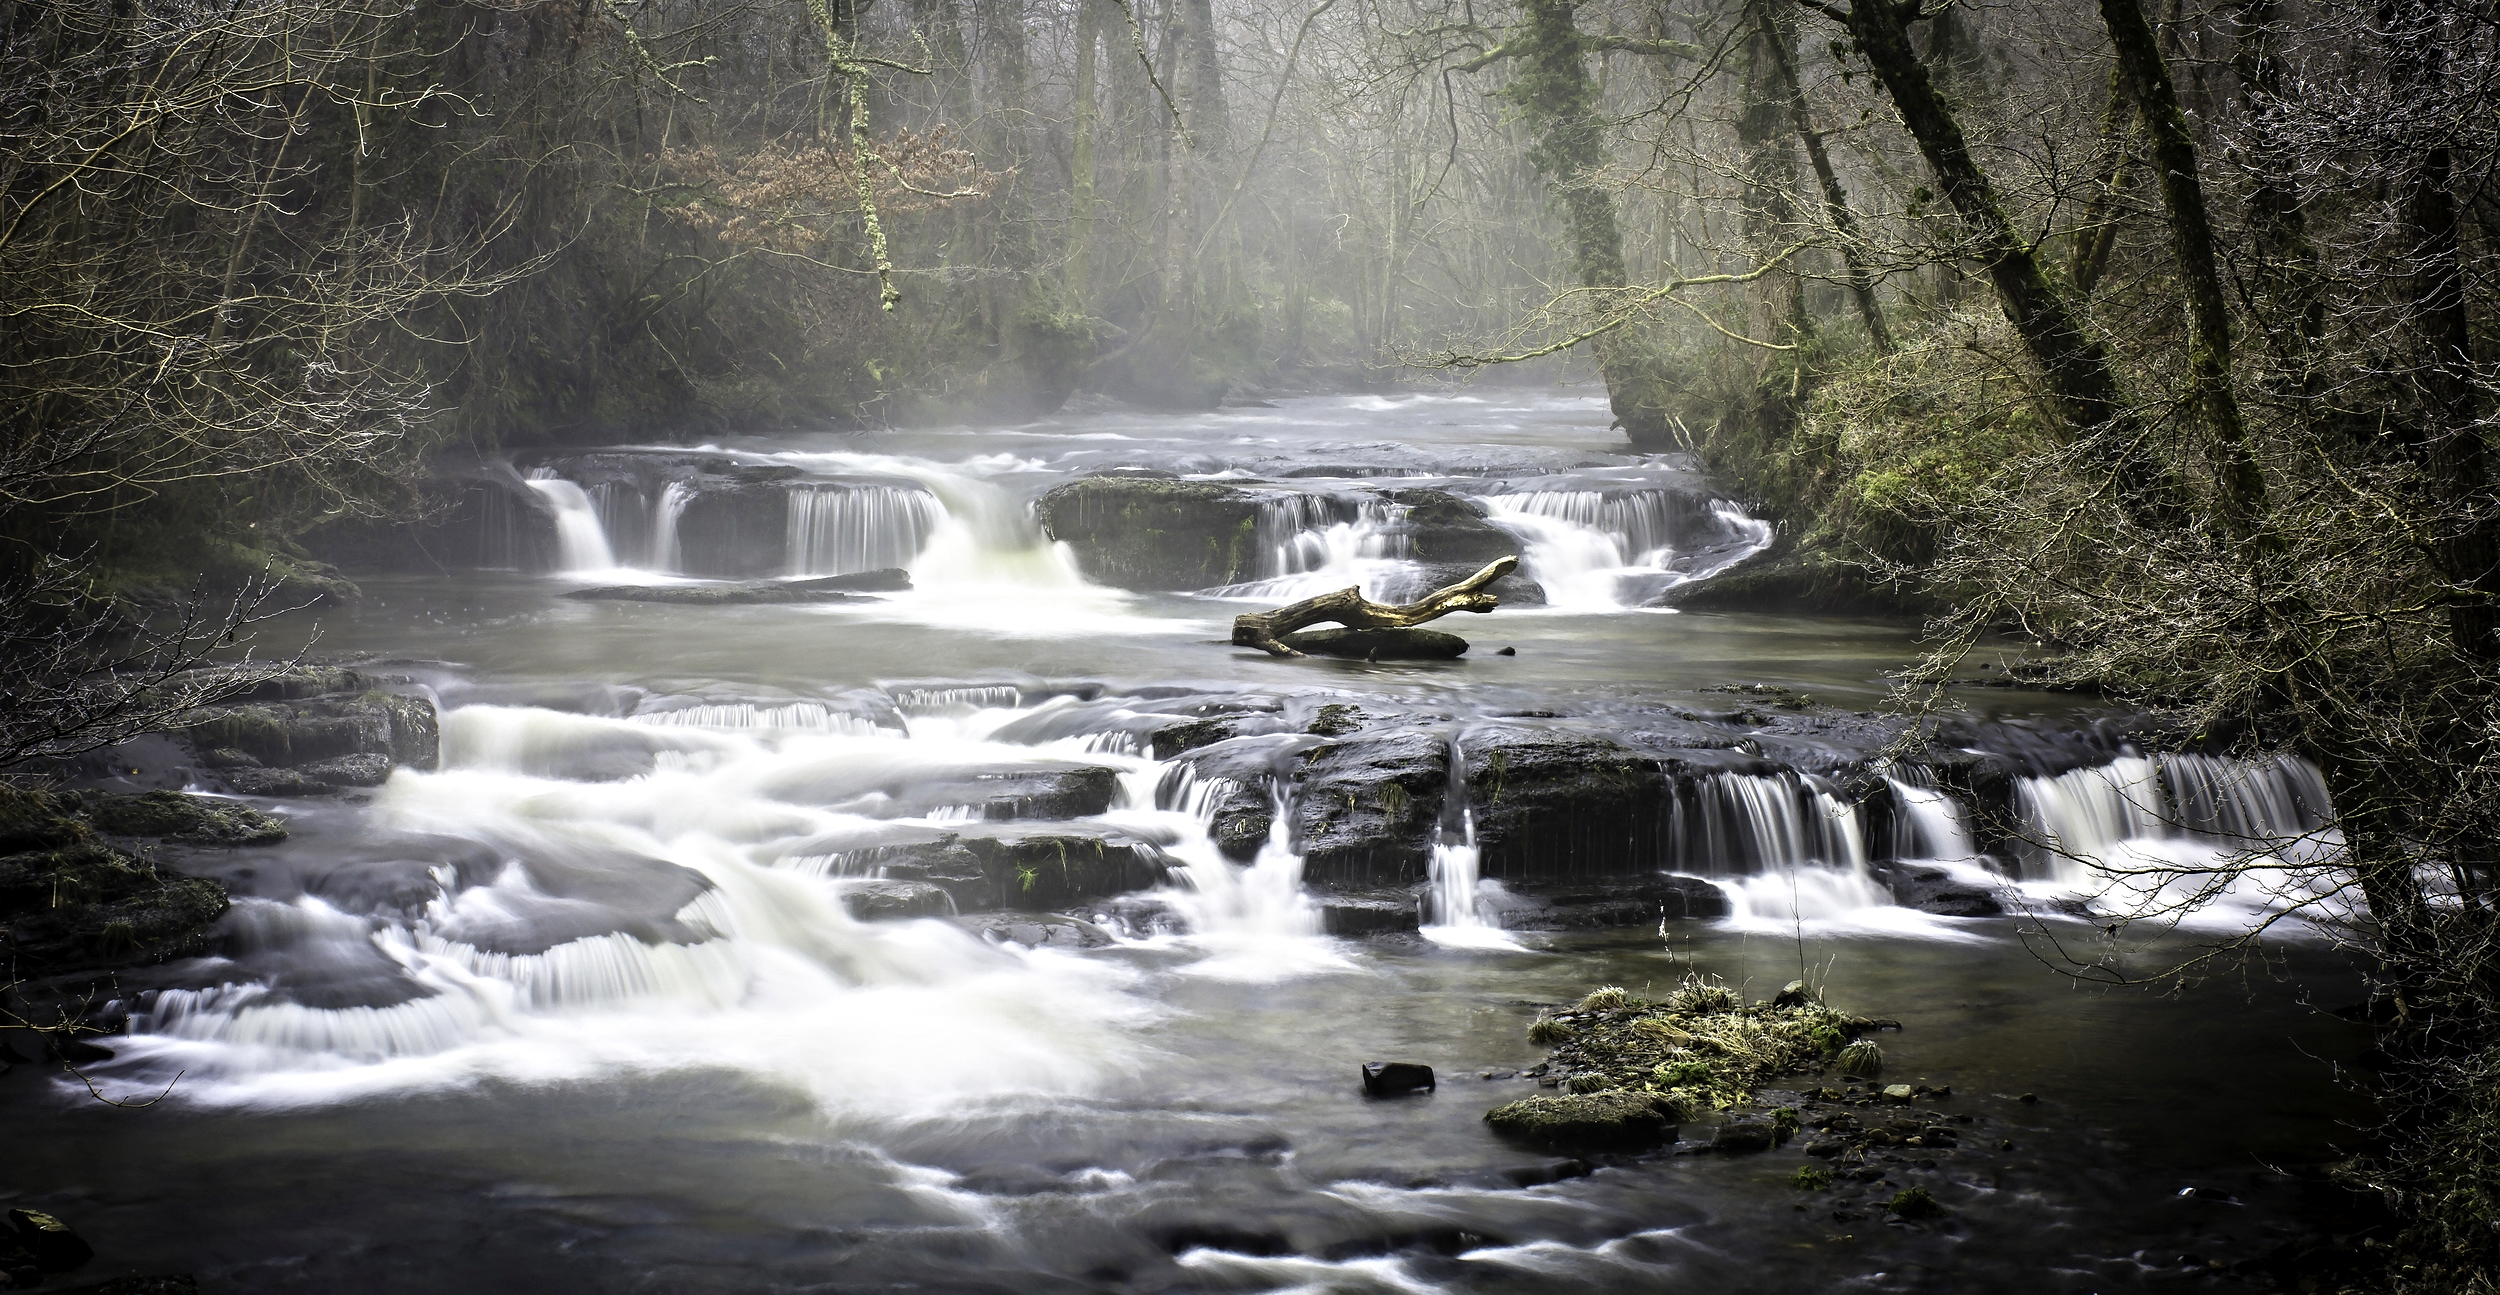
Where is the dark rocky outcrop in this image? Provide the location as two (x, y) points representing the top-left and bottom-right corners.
(563, 569), (911, 605)
(1484, 1091), (1681, 1151)
(1293, 732), (1449, 886)
(183, 681), (437, 774)
(1165, 737), (1301, 861)
(1378, 488), (1545, 605)
(84, 791), (286, 846)
(1463, 728), (1669, 880)
(1279, 627), (1469, 660)
(0, 788), (230, 977)
(838, 879), (958, 921)
(1035, 478), (1264, 589)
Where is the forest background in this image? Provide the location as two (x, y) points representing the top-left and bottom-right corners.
(4, 0), (2498, 1286)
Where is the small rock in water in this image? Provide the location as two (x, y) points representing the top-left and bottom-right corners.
(8, 1208), (93, 1273)
(1772, 979), (1814, 1009)
(1496, 646), (1517, 656)
(1882, 1084), (1915, 1103)
(1362, 1061), (1437, 1097)
(1484, 1091), (1678, 1151)
(1711, 1120), (1777, 1154)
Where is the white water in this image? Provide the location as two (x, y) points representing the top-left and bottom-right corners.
(652, 481), (694, 572)
(1482, 490), (1772, 611)
(1890, 776), (1978, 862)
(1213, 493), (1417, 603)
(787, 484), (948, 576)
(524, 476), (619, 573)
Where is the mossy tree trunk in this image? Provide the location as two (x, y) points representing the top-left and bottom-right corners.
(1738, 0), (1812, 350)
(1496, 0), (1678, 448)
(2098, 0), (2266, 538)
(1758, 0), (1891, 353)
(1827, 0), (2191, 530)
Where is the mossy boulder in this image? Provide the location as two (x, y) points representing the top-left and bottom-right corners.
(85, 791), (286, 846)
(1035, 478), (1265, 590)
(1485, 1090), (1681, 1151)
(182, 690), (438, 771)
(0, 839), (229, 976)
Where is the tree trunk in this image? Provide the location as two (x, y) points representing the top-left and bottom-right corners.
(2099, 0), (2266, 538)
(1065, 0), (1104, 313)
(1739, 0), (1811, 348)
(1232, 558), (1519, 657)
(2066, 63), (2138, 296)
(1838, 0), (2190, 530)
(1758, 0), (1892, 353)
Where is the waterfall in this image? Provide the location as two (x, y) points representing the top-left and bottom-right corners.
(651, 482), (694, 572)
(787, 485), (947, 576)
(524, 474), (618, 573)
(1212, 492), (1413, 601)
(1681, 772), (1867, 874)
(1480, 489), (1772, 610)
(1423, 739), (1512, 945)
(1889, 776), (1978, 862)
(2012, 753), (2336, 882)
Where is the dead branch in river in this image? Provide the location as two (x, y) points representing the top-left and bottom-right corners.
(1231, 557), (1517, 658)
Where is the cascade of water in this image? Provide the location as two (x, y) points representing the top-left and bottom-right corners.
(1888, 777), (1978, 862)
(1210, 493), (1414, 601)
(2013, 752), (2337, 883)
(1682, 772), (1867, 873)
(524, 474), (618, 573)
(1423, 739), (1503, 941)
(1480, 489), (1773, 610)
(651, 482), (695, 572)
(787, 485), (947, 576)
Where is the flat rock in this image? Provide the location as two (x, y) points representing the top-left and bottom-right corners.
(1035, 478), (1265, 589)
(1478, 874), (1727, 928)
(1314, 887), (1425, 936)
(838, 879), (957, 921)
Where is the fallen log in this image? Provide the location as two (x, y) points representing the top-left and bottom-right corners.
(1231, 557), (1517, 658)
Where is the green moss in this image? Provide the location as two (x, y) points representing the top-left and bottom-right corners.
(1791, 1166), (1835, 1190)
(1886, 1186), (1946, 1220)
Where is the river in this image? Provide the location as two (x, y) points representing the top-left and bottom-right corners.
(9, 389), (2367, 1291)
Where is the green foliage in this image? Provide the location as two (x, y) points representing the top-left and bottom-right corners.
(1528, 1013), (1578, 1046)
(1886, 1186), (1945, 1220)
(1790, 1165), (1834, 1190)
(1575, 985), (1631, 1012)
(1835, 1040), (1883, 1078)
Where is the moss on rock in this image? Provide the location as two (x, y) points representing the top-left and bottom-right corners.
(1484, 1089), (1682, 1151)
(85, 791), (286, 847)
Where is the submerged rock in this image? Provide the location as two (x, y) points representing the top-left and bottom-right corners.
(562, 569), (910, 605)
(1279, 627), (1469, 660)
(1484, 1091), (1680, 1151)
(1710, 1119), (1778, 1153)
(1874, 863), (2009, 916)
(1035, 478), (1264, 589)
(1314, 887), (1425, 936)
(872, 831), (1173, 911)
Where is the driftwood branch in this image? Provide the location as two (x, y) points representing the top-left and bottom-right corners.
(1231, 556), (1517, 658)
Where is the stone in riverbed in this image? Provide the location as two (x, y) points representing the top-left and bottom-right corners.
(1873, 863), (2009, 916)
(7, 1208), (91, 1273)
(1710, 1120), (1778, 1153)
(1315, 888), (1424, 936)
(1484, 1090), (1680, 1151)
(1278, 628), (1468, 660)
(1361, 1061), (1437, 1097)
(839, 879), (956, 921)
